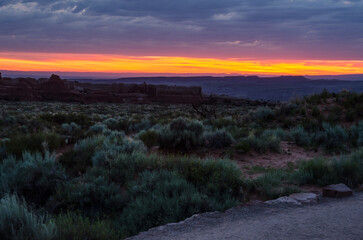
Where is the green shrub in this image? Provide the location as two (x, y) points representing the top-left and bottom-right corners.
(204, 129), (234, 149)
(119, 170), (223, 236)
(249, 107), (275, 122)
(250, 171), (300, 200)
(332, 149), (363, 187)
(165, 157), (243, 199)
(316, 123), (348, 151)
(40, 112), (91, 127)
(279, 103), (299, 115)
(59, 136), (104, 175)
(128, 119), (152, 132)
(56, 212), (121, 240)
(91, 135), (146, 168)
(245, 129), (283, 153)
(88, 124), (108, 135)
(289, 126), (311, 147)
(0, 194), (56, 240)
(61, 122), (81, 135)
(293, 157), (336, 186)
(348, 121), (363, 147)
(103, 118), (120, 130)
(0, 152), (66, 205)
(211, 117), (235, 129)
(138, 130), (158, 148)
(157, 118), (205, 151)
(53, 175), (128, 218)
(234, 139), (252, 153)
(5, 132), (64, 158)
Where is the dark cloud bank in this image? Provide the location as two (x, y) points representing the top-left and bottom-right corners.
(0, 0), (363, 59)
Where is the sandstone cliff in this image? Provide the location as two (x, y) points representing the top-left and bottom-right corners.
(0, 74), (203, 104)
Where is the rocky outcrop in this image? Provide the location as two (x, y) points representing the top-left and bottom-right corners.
(0, 74), (203, 104)
(323, 183), (353, 198)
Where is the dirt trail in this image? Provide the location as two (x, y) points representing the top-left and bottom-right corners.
(128, 193), (363, 240)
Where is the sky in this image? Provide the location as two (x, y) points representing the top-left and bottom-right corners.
(1, 0), (363, 76)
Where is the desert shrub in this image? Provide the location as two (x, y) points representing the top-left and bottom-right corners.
(289, 126), (312, 147)
(59, 136), (104, 175)
(279, 103), (299, 115)
(262, 128), (286, 140)
(138, 130), (158, 148)
(249, 107), (275, 122)
(165, 157), (243, 199)
(128, 119), (152, 132)
(0, 194), (56, 240)
(316, 123), (348, 151)
(53, 175), (128, 218)
(305, 93), (322, 105)
(234, 139), (252, 153)
(103, 118), (119, 130)
(91, 136), (146, 168)
(348, 121), (363, 147)
(204, 129), (234, 149)
(0, 152), (66, 205)
(40, 112), (91, 127)
(245, 129), (283, 153)
(56, 212), (121, 240)
(293, 157), (336, 186)
(119, 170), (225, 236)
(88, 124), (108, 135)
(157, 118), (205, 151)
(211, 117), (235, 129)
(61, 122), (81, 135)
(5, 132), (64, 158)
(250, 171), (300, 200)
(332, 149), (363, 187)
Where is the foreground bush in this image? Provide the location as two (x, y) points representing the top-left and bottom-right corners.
(0, 194), (56, 240)
(5, 132), (64, 158)
(204, 129), (234, 149)
(0, 152), (66, 205)
(249, 171), (300, 200)
(119, 170), (211, 236)
(292, 149), (363, 187)
(317, 123), (348, 152)
(56, 212), (122, 240)
(157, 118), (205, 151)
(138, 130), (158, 148)
(53, 175), (128, 218)
(240, 128), (284, 153)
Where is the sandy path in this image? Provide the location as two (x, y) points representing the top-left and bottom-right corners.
(128, 193), (363, 240)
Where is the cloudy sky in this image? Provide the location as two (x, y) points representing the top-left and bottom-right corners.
(1, 0), (363, 76)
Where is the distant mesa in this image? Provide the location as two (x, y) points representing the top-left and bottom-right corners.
(0, 73), (278, 106)
(0, 73), (204, 104)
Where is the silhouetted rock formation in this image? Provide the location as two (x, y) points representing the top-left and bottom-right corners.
(0, 74), (203, 104)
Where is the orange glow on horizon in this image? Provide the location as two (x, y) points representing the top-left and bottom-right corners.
(1, 52), (363, 76)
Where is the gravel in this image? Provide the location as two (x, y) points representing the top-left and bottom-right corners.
(128, 193), (363, 240)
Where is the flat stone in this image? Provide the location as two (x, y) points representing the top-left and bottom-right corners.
(265, 196), (301, 205)
(245, 200), (264, 206)
(323, 183), (353, 198)
(289, 193), (319, 203)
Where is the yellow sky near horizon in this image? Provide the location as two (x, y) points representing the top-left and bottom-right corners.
(1, 52), (363, 76)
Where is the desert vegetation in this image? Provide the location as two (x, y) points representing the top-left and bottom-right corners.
(0, 89), (362, 239)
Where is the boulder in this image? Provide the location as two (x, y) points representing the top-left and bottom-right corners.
(289, 193), (319, 203)
(323, 183), (353, 198)
(265, 196), (301, 205)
